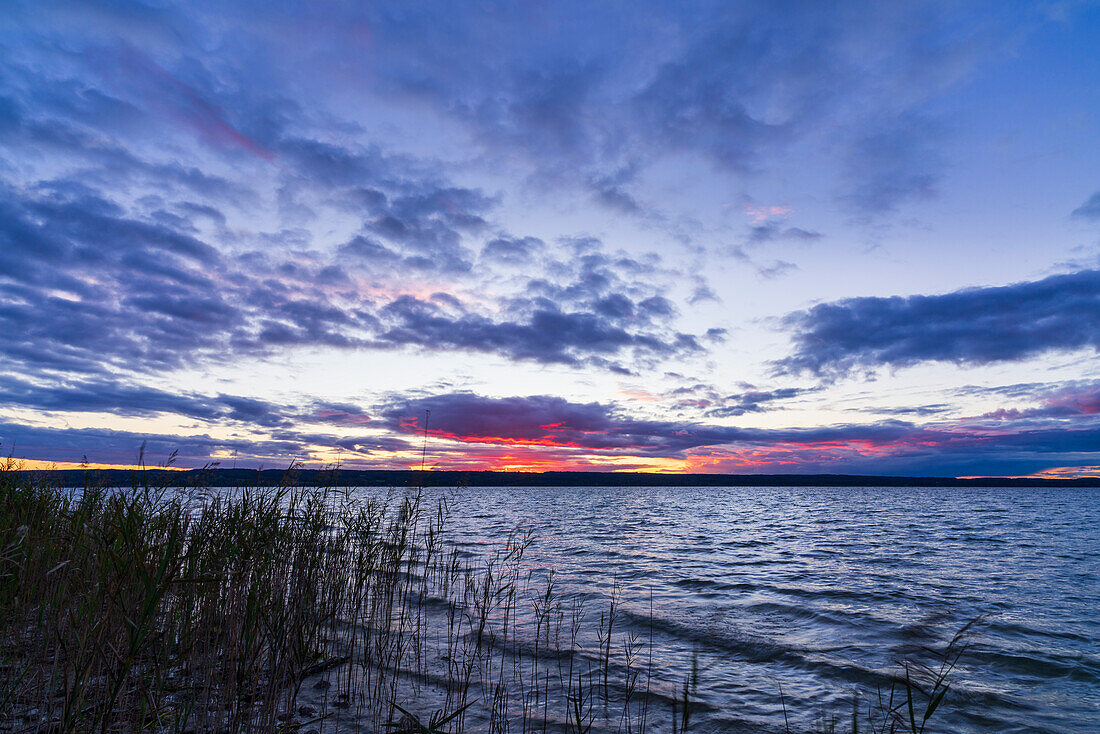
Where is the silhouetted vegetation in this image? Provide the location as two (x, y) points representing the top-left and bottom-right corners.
(0, 458), (974, 732)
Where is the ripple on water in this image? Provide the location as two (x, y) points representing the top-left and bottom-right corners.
(359, 484), (1100, 733)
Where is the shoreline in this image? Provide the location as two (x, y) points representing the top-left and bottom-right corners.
(17, 467), (1100, 488)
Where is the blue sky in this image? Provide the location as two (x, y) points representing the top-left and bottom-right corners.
(2, 0), (1099, 476)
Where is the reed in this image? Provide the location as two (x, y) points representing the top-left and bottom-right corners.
(0, 459), (971, 733)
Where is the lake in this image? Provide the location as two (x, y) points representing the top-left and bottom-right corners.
(363, 484), (1100, 733)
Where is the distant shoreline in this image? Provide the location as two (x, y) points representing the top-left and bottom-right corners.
(18, 467), (1100, 488)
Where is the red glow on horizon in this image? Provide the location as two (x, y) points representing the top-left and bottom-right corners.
(389, 414), (1084, 474)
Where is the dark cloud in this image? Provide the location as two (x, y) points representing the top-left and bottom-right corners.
(331, 435), (413, 454)
(207, 1), (995, 212)
(362, 241), (703, 370)
(358, 187), (491, 274)
(728, 245), (800, 280)
(704, 327), (728, 342)
(585, 165), (659, 219)
(381, 390), (1100, 476)
(4, 382), (1099, 476)
(631, 18), (827, 172)
(778, 269), (1100, 377)
(0, 201), (374, 376)
(688, 283), (719, 305)
(337, 235), (403, 267)
(975, 381), (1100, 422)
(178, 201), (227, 227)
(841, 114), (942, 213)
(383, 392), (725, 453)
(374, 294), (699, 371)
(1, 52), (498, 276)
(1072, 191), (1100, 221)
(0, 186), (242, 376)
(0, 381), (401, 466)
(661, 382), (809, 416)
(0, 374), (238, 422)
(747, 222), (822, 244)
(259, 133), (496, 274)
(0, 93), (254, 206)
(480, 236), (544, 266)
(0, 374), (380, 429)
(757, 260), (798, 280)
(0, 420), (302, 468)
(858, 404), (953, 418)
(382, 391), (909, 455)
(0, 0), (1014, 398)
(705, 387), (810, 418)
(264, 135), (495, 273)
(590, 181), (642, 215)
(1, 171), (700, 379)
(4, 0), (1053, 236)
(309, 402), (373, 427)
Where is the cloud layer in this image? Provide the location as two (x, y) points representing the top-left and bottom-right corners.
(778, 270), (1100, 377)
(2, 1), (1098, 478)
(378, 390), (1100, 474)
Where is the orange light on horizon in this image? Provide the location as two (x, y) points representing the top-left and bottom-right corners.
(959, 465), (1100, 480)
(11, 459), (189, 472)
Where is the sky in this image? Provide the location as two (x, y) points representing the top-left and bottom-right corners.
(2, 0), (1100, 477)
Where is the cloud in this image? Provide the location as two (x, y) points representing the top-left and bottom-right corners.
(1072, 191), (1100, 221)
(0, 420), (302, 468)
(0, 163), (703, 380)
(5, 0), (1092, 479)
(0, 374), (285, 423)
(1040, 383), (1100, 416)
(975, 381), (1100, 422)
(366, 240), (703, 370)
(0, 374), (381, 431)
(4, 33), (718, 379)
(857, 404), (952, 418)
(0, 384), (399, 467)
(95, 42), (275, 160)
(374, 293), (700, 371)
(309, 402), (373, 427)
(688, 281), (719, 305)
(5, 0), (1055, 230)
(381, 390), (1100, 476)
(383, 392), (732, 453)
(841, 114), (942, 213)
(662, 382), (809, 416)
(778, 269), (1100, 377)
(729, 245), (800, 280)
(181, 1), (1002, 211)
(480, 236), (544, 266)
(747, 222), (822, 244)
(7, 379), (1100, 476)
(757, 260), (799, 279)
(589, 179), (642, 215)
(382, 391), (925, 456)
(705, 387), (811, 418)
(631, 18), (823, 173)
(0, 185), (247, 376)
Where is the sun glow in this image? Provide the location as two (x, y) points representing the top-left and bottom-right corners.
(13, 459), (188, 472)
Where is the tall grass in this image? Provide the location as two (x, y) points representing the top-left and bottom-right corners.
(0, 460), (971, 732)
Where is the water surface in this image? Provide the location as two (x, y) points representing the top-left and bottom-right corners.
(387, 484), (1099, 732)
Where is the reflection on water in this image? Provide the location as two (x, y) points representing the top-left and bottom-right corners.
(357, 484), (1099, 733)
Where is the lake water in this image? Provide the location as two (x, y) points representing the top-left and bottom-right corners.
(379, 484), (1099, 733)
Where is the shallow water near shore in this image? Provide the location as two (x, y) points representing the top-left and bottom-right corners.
(330, 483), (1099, 733)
